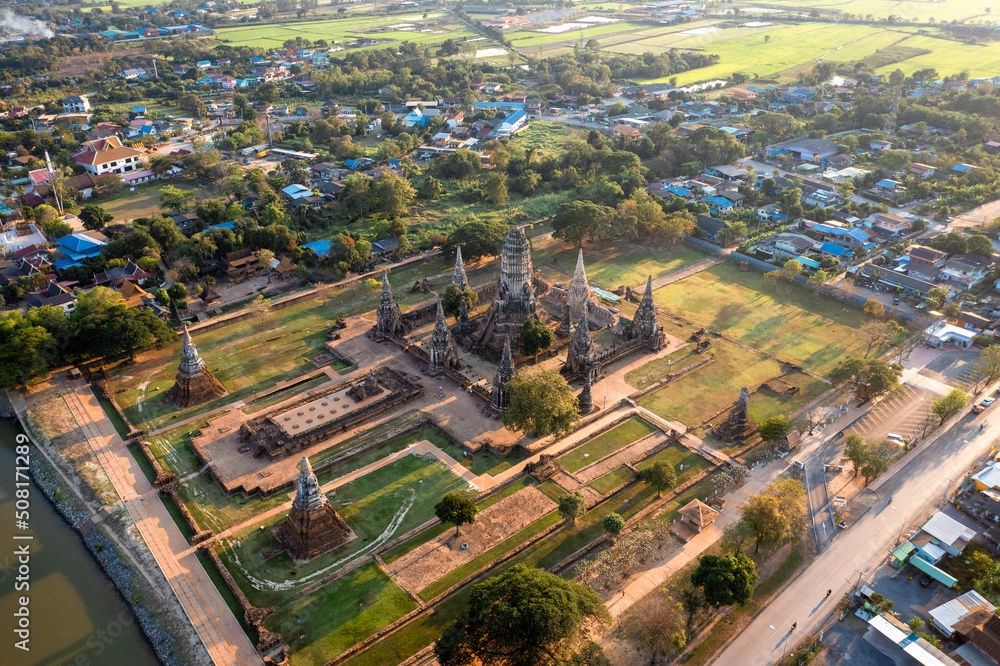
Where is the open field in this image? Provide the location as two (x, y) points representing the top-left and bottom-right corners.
(870, 34), (1000, 77)
(507, 21), (651, 49)
(99, 181), (207, 224)
(531, 235), (708, 291)
(588, 466), (633, 494)
(557, 417), (657, 473)
(653, 262), (880, 375)
(748, 0), (991, 23)
(215, 14), (473, 49)
(272, 561), (417, 666)
(636, 443), (711, 487)
(507, 120), (587, 158)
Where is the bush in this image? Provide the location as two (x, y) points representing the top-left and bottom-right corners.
(974, 334), (996, 348)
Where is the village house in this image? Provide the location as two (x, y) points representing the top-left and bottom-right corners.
(873, 213), (912, 235)
(73, 137), (144, 177)
(62, 95), (91, 114)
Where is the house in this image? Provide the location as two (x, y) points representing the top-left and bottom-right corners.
(63, 95), (91, 114)
(870, 139), (893, 151)
(914, 511), (976, 560)
(706, 165), (748, 182)
(769, 137), (838, 161)
(924, 321), (975, 349)
(952, 163), (977, 174)
(74, 137), (143, 176)
(269, 255), (298, 281)
(280, 184), (313, 201)
(930, 590), (995, 638)
(498, 110), (528, 135)
(54, 232), (106, 267)
(866, 613), (959, 664)
(611, 123), (640, 139)
(763, 233), (815, 260)
(370, 238), (400, 258)
(24, 281), (76, 312)
(301, 240), (330, 259)
(696, 214), (729, 241)
(120, 68), (147, 80)
(973, 461), (1000, 492)
(853, 263), (935, 296)
(874, 213), (912, 235)
(703, 196), (736, 216)
(222, 249), (259, 282)
(117, 279), (155, 310)
(93, 259), (154, 286)
(940, 254), (991, 289)
(909, 162), (936, 179)
(952, 609), (1000, 664)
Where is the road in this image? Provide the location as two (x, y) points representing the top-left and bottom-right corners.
(713, 407), (997, 665)
(58, 378), (261, 666)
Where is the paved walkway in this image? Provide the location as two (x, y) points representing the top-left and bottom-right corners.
(57, 378), (261, 666)
(635, 256), (724, 292)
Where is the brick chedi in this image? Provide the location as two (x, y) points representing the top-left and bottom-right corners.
(429, 300), (458, 375)
(452, 245), (470, 289)
(714, 387), (757, 442)
(494, 226), (537, 347)
(374, 271), (406, 340)
(281, 457), (352, 560)
(625, 275), (665, 351)
(491, 336), (515, 413)
(563, 312), (593, 376)
(567, 248), (592, 330)
(167, 324), (226, 407)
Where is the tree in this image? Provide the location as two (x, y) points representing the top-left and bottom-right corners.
(373, 172), (416, 219)
(552, 200), (614, 245)
(522, 318), (555, 356)
(80, 204), (113, 231)
(968, 234), (994, 259)
(558, 492), (587, 526)
(441, 285), (478, 317)
(844, 434), (867, 478)
(829, 357), (901, 402)
(640, 461), (677, 498)
(484, 171), (509, 206)
(758, 415), (790, 442)
(257, 248), (275, 283)
(159, 185), (195, 213)
(362, 278), (381, 297)
(419, 176), (443, 200)
(976, 345), (1000, 385)
(863, 298), (885, 319)
(94, 174), (123, 198)
(603, 513), (625, 541)
(0, 311), (58, 388)
(435, 492), (478, 536)
(740, 494), (790, 553)
(933, 388), (969, 425)
(859, 455), (889, 486)
(691, 553), (758, 606)
(503, 370), (581, 437)
(167, 283), (188, 303)
(721, 519), (754, 557)
(249, 295), (272, 326)
(42, 218), (73, 238)
(859, 320), (903, 359)
(435, 564), (610, 666)
(782, 259), (802, 281)
(444, 219), (509, 260)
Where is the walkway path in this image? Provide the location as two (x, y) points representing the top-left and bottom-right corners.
(635, 256), (724, 292)
(57, 378), (261, 666)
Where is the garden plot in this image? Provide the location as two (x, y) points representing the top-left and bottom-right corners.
(385, 486), (556, 593)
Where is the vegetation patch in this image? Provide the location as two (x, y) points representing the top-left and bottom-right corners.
(557, 417), (658, 473)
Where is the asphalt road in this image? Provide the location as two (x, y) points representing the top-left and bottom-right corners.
(714, 408), (997, 665)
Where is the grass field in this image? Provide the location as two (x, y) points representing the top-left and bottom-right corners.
(177, 471), (288, 533)
(99, 181), (207, 224)
(219, 454), (475, 608)
(508, 121), (587, 158)
(557, 417), (657, 473)
(272, 561), (417, 666)
(588, 466), (634, 494)
(625, 343), (701, 391)
(654, 263), (878, 375)
(749, 0), (990, 23)
(215, 14), (473, 50)
(636, 443), (711, 487)
(531, 235), (708, 291)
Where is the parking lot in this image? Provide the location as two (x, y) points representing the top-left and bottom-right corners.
(845, 384), (935, 444)
(918, 349), (982, 391)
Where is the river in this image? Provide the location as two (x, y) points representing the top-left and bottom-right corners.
(0, 418), (160, 666)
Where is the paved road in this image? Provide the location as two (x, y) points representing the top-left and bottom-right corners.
(59, 378), (261, 666)
(713, 408), (997, 665)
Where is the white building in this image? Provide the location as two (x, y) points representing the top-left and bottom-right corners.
(923, 321), (975, 349)
(62, 95), (91, 114)
(73, 137), (144, 177)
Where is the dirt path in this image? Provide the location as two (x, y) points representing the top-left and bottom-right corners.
(633, 256), (724, 292)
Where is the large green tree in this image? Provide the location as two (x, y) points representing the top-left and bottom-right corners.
(503, 369), (581, 436)
(691, 554), (758, 606)
(829, 358), (901, 402)
(521, 318), (555, 356)
(0, 311), (58, 388)
(444, 219), (510, 261)
(640, 461), (677, 498)
(435, 492), (478, 536)
(436, 565), (610, 666)
(79, 204), (113, 231)
(933, 388), (969, 425)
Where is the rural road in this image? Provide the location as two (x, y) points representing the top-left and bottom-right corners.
(713, 407), (997, 665)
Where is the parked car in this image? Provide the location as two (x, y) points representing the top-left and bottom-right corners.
(973, 397), (995, 414)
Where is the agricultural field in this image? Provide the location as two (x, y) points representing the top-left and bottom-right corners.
(215, 14), (473, 50)
(507, 21), (651, 50)
(870, 34), (1000, 77)
(745, 0), (992, 23)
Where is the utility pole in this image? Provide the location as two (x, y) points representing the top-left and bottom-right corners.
(45, 151), (63, 214)
(265, 113), (273, 146)
(152, 58), (158, 79)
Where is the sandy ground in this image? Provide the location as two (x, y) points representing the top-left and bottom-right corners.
(385, 486), (557, 593)
(950, 198), (1000, 229)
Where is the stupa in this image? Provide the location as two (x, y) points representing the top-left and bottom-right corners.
(166, 324), (226, 407)
(280, 457), (352, 559)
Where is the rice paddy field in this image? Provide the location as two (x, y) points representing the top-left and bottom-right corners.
(746, 0), (992, 23)
(215, 14), (475, 50)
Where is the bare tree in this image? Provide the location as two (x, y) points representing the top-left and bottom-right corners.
(859, 320), (902, 358)
(249, 294), (272, 326)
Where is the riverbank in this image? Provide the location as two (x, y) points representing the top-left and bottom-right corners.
(9, 394), (209, 665)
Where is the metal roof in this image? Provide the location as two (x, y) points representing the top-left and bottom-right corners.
(974, 462), (1000, 490)
(930, 590), (994, 635)
(911, 555), (958, 588)
(922, 511), (977, 547)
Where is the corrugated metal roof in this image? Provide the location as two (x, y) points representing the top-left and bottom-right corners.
(911, 555), (958, 588)
(922, 512), (977, 547)
(973, 462), (1000, 490)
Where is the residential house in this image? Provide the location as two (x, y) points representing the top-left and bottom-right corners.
(909, 162), (936, 179)
(952, 609), (1000, 664)
(769, 137), (838, 161)
(54, 232), (107, 269)
(74, 137), (143, 176)
(703, 196), (736, 216)
(120, 68), (147, 80)
(498, 110), (528, 135)
(222, 249), (259, 282)
(706, 165), (748, 182)
(912, 511), (976, 562)
(370, 238), (400, 258)
(852, 263), (935, 296)
(924, 320), (975, 349)
(269, 255), (298, 281)
(874, 213), (912, 235)
(93, 259), (154, 286)
(0, 223), (46, 254)
(696, 214), (729, 241)
(24, 281), (76, 312)
(62, 95), (91, 114)
(280, 184), (313, 201)
(759, 233), (815, 260)
(611, 123), (640, 139)
(940, 253), (991, 290)
(906, 245), (947, 281)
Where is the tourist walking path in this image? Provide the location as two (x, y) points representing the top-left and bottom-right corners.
(57, 378), (262, 666)
(633, 256), (725, 292)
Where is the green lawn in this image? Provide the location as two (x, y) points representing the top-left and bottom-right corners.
(531, 234), (708, 291)
(636, 444), (711, 487)
(177, 472), (288, 533)
(638, 338), (782, 428)
(588, 466), (634, 495)
(624, 343), (700, 391)
(143, 419), (207, 477)
(653, 263), (879, 375)
(557, 417), (658, 473)
(218, 455), (475, 607)
(507, 121), (586, 158)
(745, 371), (830, 425)
(98, 181), (206, 223)
(270, 562), (417, 666)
